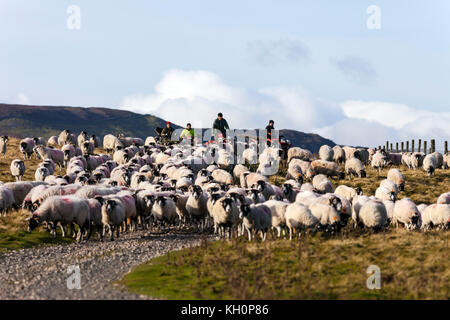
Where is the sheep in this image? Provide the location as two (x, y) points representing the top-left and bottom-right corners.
(383, 200), (395, 222)
(47, 136), (59, 146)
(35, 166), (50, 182)
(312, 174), (334, 194)
(311, 160), (345, 179)
(432, 152), (443, 169)
(343, 146), (357, 160)
(295, 190), (320, 207)
(151, 196), (178, 229)
(282, 183), (300, 203)
(345, 157), (366, 179)
(251, 180), (279, 200)
(113, 149), (130, 165)
(300, 183), (315, 192)
(387, 152), (402, 166)
(358, 199), (388, 230)
(308, 202), (340, 232)
(289, 159), (315, 180)
(211, 169), (233, 185)
(319, 145), (334, 161)
(58, 129), (77, 146)
(420, 204), (450, 230)
(239, 203), (272, 241)
(28, 195), (90, 241)
(0, 136), (7, 158)
(19, 138), (35, 160)
(233, 164), (248, 182)
(356, 148), (370, 164)
(77, 131), (89, 146)
(392, 198), (421, 230)
(85, 198), (103, 239)
(371, 151), (387, 173)
(379, 179), (399, 196)
(351, 195), (371, 226)
(244, 173), (269, 189)
(284, 202), (319, 240)
(437, 192), (450, 204)
(334, 185), (362, 204)
(387, 168), (405, 191)
(423, 154), (437, 176)
(332, 145), (345, 164)
(443, 152), (450, 169)
(211, 197), (240, 238)
(34, 145), (64, 171)
(375, 186), (397, 202)
(186, 185), (208, 229)
(0, 186), (15, 215)
(287, 147), (314, 163)
(98, 197), (126, 241)
(82, 141), (95, 155)
(247, 189), (266, 204)
(62, 144), (77, 168)
(10, 159), (25, 181)
(242, 148), (258, 164)
(264, 200), (289, 238)
(103, 134), (124, 152)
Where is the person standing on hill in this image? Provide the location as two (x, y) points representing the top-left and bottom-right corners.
(212, 112), (229, 142)
(161, 121), (174, 143)
(180, 123), (195, 146)
(266, 120), (275, 146)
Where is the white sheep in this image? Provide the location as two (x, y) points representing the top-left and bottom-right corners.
(375, 186), (397, 202)
(10, 159), (25, 181)
(345, 157), (366, 179)
(387, 168), (405, 191)
(0, 186), (15, 215)
(19, 138), (35, 160)
(420, 204), (450, 230)
(319, 145), (334, 161)
(34, 145), (64, 171)
(99, 197), (126, 241)
(284, 202), (318, 240)
(287, 147), (314, 163)
(371, 151), (387, 173)
(423, 154), (437, 176)
(334, 185), (362, 203)
(437, 192), (450, 204)
(332, 145), (345, 164)
(311, 160), (344, 179)
(392, 198), (421, 230)
(211, 197), (240, 238)
(312, 174), (334, 194)
(0, 136), (8, 158)
(239, 203), (272, 241)
(358, 199), (388, 230)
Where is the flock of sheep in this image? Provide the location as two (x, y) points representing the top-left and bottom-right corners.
(0, 130), (449, 242)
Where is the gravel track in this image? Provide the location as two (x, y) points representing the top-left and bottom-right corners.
(0, 230), (210, 300)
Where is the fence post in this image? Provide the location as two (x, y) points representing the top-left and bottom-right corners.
(385, 141), (389, 152)
(401, 142), (404, 153)
(430, 139), (435, 153)
(418, 139), (422, 153)
(390, 143), (393, 152)
(396, 142), (399, 153)
(411, 140), (415, 153)
(445, 141), (448, 154)
(424, 141), (427, 155)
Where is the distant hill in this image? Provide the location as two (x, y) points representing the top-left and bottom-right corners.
(0, 103), (335, 152)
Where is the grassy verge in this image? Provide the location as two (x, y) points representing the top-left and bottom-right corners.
(121, 229), (449, 299)
(0, 210), (73, 252)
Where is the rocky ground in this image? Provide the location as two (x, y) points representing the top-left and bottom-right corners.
(0, 230), (210, 300)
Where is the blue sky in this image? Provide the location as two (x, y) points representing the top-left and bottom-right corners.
(1, 1), (449, 147)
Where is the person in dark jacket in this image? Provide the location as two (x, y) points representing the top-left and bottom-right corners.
(212, 112), (229, 141)
(266, 120), (275, 146)
(161, 122), (174, 143)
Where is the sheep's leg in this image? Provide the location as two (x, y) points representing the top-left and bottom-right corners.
(110, 225), (115, 241)
(247, 228), (252, 241)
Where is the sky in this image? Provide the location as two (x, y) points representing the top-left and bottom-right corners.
(1, 0), (449, 148)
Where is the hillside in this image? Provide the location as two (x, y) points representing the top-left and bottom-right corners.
(0, 103), (335, 152)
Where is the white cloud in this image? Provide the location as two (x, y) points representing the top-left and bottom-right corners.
(247, 39), (309, 66)
(119, 69), (449, 150)
(332, 56), (377, 85)
(16, 93), (30, 105)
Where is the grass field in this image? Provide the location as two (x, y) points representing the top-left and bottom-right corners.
(121, 229), (449, 299)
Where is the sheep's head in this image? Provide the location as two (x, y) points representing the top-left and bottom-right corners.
(227, 192), (239, 202)
(190, 185), (203, 199)
(248, 189), (261, 202)
(389, 192), (397, 201)
(359, 170), (367, 178)
(200, 169), (208, 177)
(210, 193), (222, 205)
(221, 197), (234, 213)
(355, 187), (363, 195)
(239, 204), (251, 218)
(282, 183), (292, 196)
(329, 196), (343, 213)
(105, 199), (117, 214)
(156, 196), (166, 206)
(28, 215), (40, 232)
(256, 180), (266, 192)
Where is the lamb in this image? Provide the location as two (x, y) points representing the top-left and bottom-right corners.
(82, 141), (95, 155)
(371, 151), (387, 173)
(375, 186), (397, 202)
(345, 157), (366, 179)
(35, 166), (50, 182)
(10, 159), (25, 181)
(332, 145), (345, 164)
(392, 198), (421, 230)
(319, 145), (334, 161)
(423, 154), (437, 176)
(103, 134), (124, 152)
(312, 174), (334, 194)
(19, 138), (35, 160)
(287, 147), (314, 163)
(334, 185), (362, 203)
(284, 202), (319, 240)
(358, 199), (388, 230)
(151, 196), (178, 229)
(0, 136), (7, 158)
(264, 200), (288, 238)
(211, 169), (233, 185)
(211, 197), (240, 238)
(28, 195), (90, 241)
(420, 204), (450, 230)
(239, 203), (272, 241)
(387, 168), (405, 191)
(0, 186), (14, 215)
(34, 145), (64, 170)
(437, 192), (450, 204)
(99, 197), (126, 241)
(311, 160), (345, 179)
